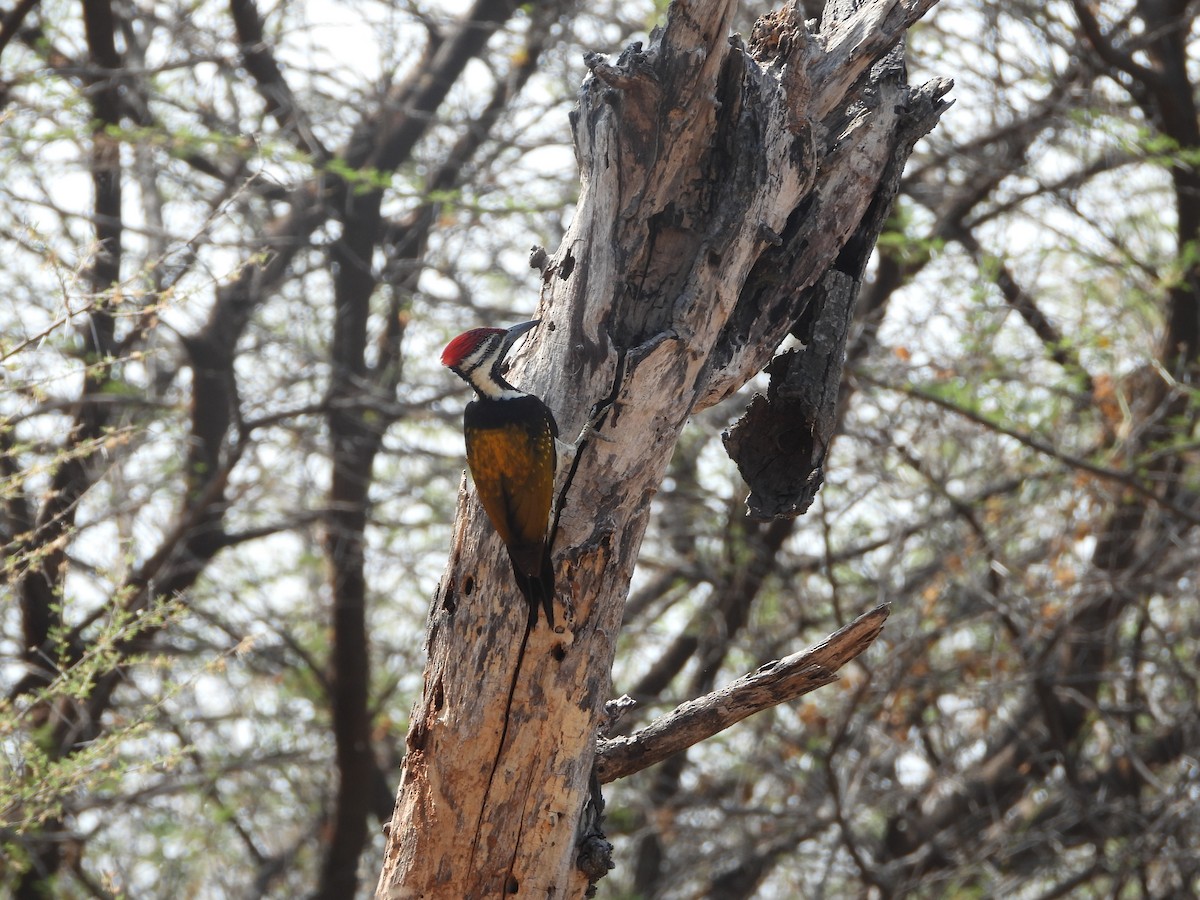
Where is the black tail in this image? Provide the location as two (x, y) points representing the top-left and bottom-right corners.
(510, 547), (555, 628)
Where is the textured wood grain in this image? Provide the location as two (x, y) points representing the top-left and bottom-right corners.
(594, 605), (890, 783)
(376, 1), (946, 896)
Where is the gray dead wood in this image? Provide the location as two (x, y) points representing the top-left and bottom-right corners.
(594, 604), (890, 783)
(376, 1), (948, 897)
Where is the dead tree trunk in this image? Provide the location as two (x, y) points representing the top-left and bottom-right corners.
(376, 0), (950, 896)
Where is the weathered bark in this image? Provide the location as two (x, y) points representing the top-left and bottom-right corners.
(595, 604), (889, 783)
(316, 10), (557, 897)
(376, 0), (948, 896)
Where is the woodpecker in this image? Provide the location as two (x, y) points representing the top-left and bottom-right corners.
(441, 320), (557, 626)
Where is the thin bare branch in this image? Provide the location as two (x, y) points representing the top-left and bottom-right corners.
(595, 605), (890, 783)
(862, 373), (1200, 527)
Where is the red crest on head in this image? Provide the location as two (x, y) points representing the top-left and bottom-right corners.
(441, 328), (503, 368)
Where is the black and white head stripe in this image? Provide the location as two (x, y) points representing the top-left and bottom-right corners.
(441, 321), (540, 400)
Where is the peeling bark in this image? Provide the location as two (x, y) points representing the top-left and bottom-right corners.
(377, 1), (947, 896)
(595, 604), (889, 783)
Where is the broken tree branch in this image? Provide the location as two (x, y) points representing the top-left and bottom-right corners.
(595, 604), (890, 783)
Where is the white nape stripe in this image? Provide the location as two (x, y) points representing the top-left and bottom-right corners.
(458, 341), (494, 375)
(468, 373), (525, 400)
(461, 338), (526, 400)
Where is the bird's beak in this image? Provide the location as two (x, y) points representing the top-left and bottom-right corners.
(502, 319), (540, 353)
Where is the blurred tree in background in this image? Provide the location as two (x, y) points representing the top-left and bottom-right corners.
(1, 0), (1198, 897)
